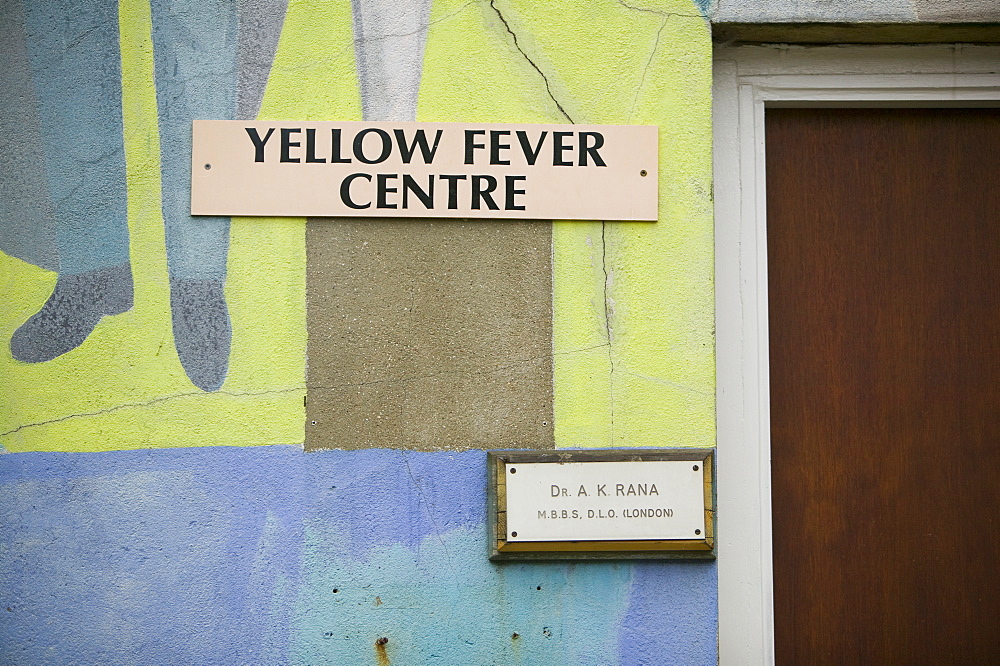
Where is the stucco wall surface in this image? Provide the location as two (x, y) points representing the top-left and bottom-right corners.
(1, 0), (719, 662)
(304, 0), (716, 451)
(711, 0), (1000, 23)
(0, 446), (718, 665)
(1, 0), (305, 452)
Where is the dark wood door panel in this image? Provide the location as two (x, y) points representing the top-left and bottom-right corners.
(766, 108), (1000, 664)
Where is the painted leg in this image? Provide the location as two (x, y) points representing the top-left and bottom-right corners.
(150, 0), (237, 391)
(10, 264), (133, 363)
(0, 0), (58, 271)
(10, 0), (133, 363)
(151, 0), (287, 391)
(237, 0), (290, 122)
(352, 0), (432, 121)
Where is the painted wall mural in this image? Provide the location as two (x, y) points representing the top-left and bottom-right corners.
(2, 0), (287, 389)
(0, 447), (718, 664)
(2, 0), (718, 662)
(1, 0), (305, 452)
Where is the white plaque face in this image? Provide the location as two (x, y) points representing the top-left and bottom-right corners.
(503, 460), (706, 543)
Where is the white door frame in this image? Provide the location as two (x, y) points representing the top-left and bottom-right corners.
(713, 43), (1000, 666)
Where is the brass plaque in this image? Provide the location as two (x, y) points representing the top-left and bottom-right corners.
(488, 449), (715, 561)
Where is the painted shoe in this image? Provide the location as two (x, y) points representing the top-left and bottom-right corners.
(10, 262), (133, 363)
(169, 277), (231, 392)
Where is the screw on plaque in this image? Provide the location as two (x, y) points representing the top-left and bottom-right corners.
(693, 464), (699, 471)
(510, 467), (516, 474)
(695, 529), (702, 535)
(204, 163), (211, 170)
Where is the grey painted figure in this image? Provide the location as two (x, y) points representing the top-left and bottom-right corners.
(0, 0), (287, 391)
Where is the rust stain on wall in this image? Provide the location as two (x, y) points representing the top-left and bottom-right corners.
(374, 636), (391, 665)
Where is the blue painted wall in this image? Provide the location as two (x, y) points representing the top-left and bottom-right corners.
(0, 447), (717, 664)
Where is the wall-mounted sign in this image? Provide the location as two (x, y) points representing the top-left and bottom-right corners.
(191, 121), (657, 220)
(488, 449), (714, 561)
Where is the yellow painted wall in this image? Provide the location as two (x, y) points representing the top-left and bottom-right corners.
(2, 0), (713, 453)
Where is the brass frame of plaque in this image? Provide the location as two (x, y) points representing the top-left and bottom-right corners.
(488, 449), (715, 561)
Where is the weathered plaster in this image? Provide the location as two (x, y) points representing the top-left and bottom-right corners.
(1, 0), (306, 451)
(306, 219), (553, 450)
(713, 0), (919, 23)
(305, 0), (561, 451)
(711, 0), (1000, 27)
(507, 0), (716, 449)
(2, 1), (719, 662)
(0, 446), (718, 664)
(352, 0), (432, 121)
(913, 0), (1000, 22)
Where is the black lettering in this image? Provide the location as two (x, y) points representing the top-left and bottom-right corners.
(538, 510), (547, 519)
(340, 173), (371, 209)
(246, 127), (275, 162)
(551, 485), (561, 497)
(553, 131), (573, 166)
(402, 174), (434, 209)
(616, 483), (625, 496)
(354, 128), (393, 164)
(505, 175), (526, 211)
(439, 174), (467, 209)
(597, 484), (606, 496)
(280, 128), (301, 163)
(471, 175), (499, 210)
(516, 130), (547, 165)
(394, 129), (442, 164)
(490, 130), (511, 165)
(329, 129), (351, 163)
(464, 129), (486, 164)
(650, 484), (659, 496)
(305, 128), (325, 163)
(579, 132), (606, 166)
(376, 173), (398, 209)
(577, 485), (588, 497)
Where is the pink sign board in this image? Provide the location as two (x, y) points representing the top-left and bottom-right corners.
(191, 120), (657, 220)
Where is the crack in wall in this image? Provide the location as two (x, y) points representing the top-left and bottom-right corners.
(309, 355), (553, 392)
(353, 0), (475, 47)
(601, 221), (615, 443)
(620, 370), (713, 397)
(601, 220), (615, 446)
(402, 454), (456, 576)
(308, 343), (610, 393)
(629, 17), (667, 122)
(1, 385), (305, 439)
(613, 0), (703, 20)
(487, 0), (575, 123)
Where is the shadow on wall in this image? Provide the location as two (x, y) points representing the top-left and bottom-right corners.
(0, 0), (287, 391)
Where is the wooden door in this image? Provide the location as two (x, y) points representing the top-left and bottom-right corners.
(766, 108), (1000, 664)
